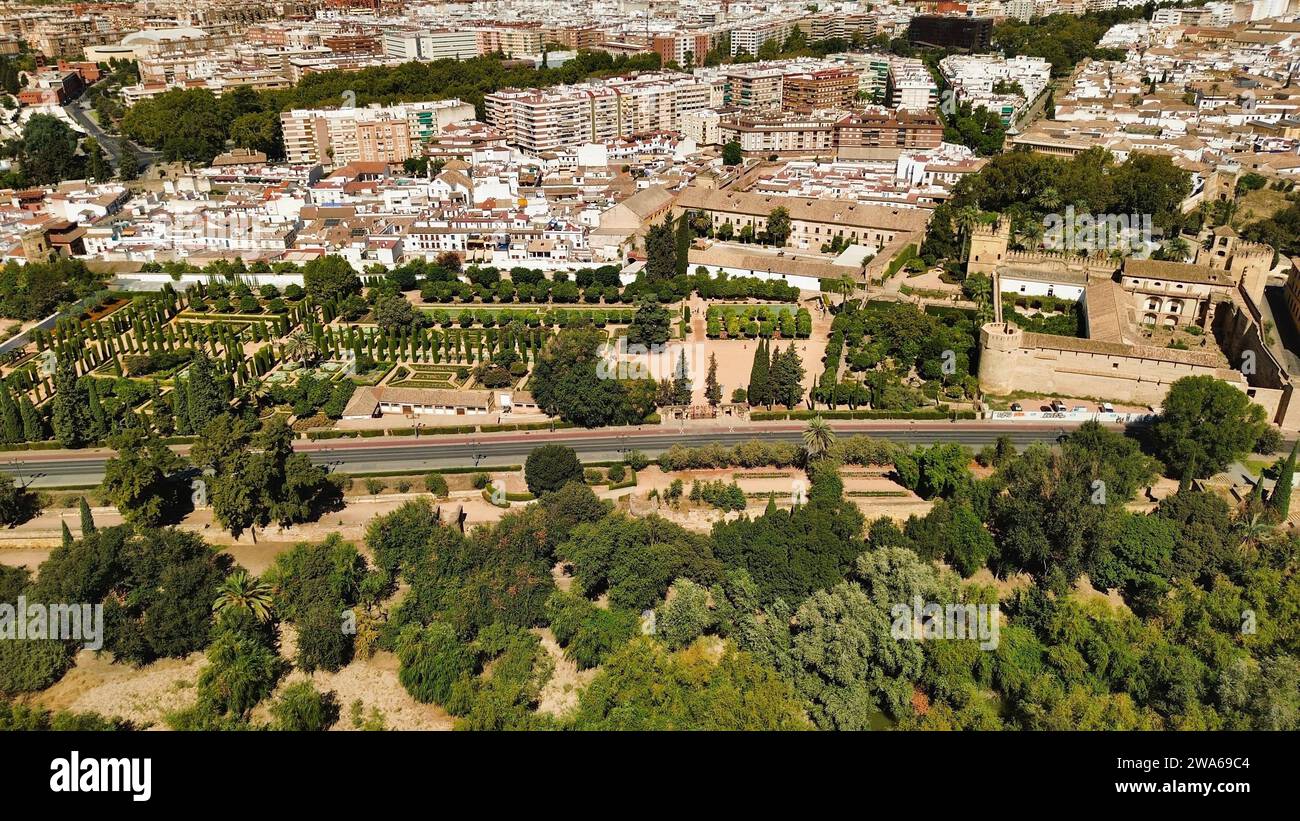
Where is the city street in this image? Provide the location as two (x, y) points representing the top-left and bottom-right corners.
(3, 419), (1123, 488)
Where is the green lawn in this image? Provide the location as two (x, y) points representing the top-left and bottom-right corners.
(388, 363), (465, 390)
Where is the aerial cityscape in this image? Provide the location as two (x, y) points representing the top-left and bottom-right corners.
(0, 0), (1296, 758)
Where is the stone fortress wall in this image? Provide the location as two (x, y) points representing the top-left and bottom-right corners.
(971, 215), (1298, 427)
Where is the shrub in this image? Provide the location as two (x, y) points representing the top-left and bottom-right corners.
(269, 681), (339, 731)
(472, 472), (491, 490)
(623, 449), (650, 471)
(525, 444), (584, 496)
(0, 639), (74, 695)
(424, 472), (449, 497)
(607, 463), (626, 483)
(655, 578), (715, 649)
(1255, 426), (1284, 455)
(295, 603), (354, 673)
(365, 478), (385, 495)
(397, 622), (474, 705)
(395, 480), (412, 493)
(545, 592), (638, 669)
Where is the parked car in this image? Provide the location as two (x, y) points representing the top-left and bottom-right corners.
(1009, 402), (1023, 412)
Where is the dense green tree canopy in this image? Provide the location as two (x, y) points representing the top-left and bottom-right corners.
(1152, 376), (1268, 481)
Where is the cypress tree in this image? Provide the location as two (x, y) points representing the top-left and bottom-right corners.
(645, 217), (676, 283)
(61, 520), (73, 548)
(705, 352), (722, 407)
(1269, 441), (1298, 519)
(672, 349), (692, 405)
(772, 345), (805, 409)
(79, 497), (95, 536)
(768, 342), (781, 409)
(51, 358), (87, 448)
(173, 383), (192, 435)
(675, 212), (692, 277)
(748, 338), (769, 407)
(0, 386), (21, 443)
(186, 352), (230, 432)
(18, 394), (40, 442)
(86, 377), (108, 440)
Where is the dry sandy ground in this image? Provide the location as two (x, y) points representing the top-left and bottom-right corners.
(624, 465), (933, 528)
(35, 649), (206, 729)
(899, 269), (963, 296)
(262, 653), (455, 732)
(0, 482), (544, 575)
(678, 296), (830, 407)
(532, 627), (596, 720)
(32, 631), (455, 731)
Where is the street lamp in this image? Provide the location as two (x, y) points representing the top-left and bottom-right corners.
(7, 459), (41, 489)
(469, 440), (486, 467)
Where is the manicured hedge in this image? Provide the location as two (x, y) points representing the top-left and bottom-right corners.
(749, 407), (975, 421)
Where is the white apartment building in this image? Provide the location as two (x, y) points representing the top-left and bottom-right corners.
(888, 57), (938, 112)
(939, 54), (1052, 123)
(1002, 0), (1035, 21)
(281, 100), (476, 166)
(681, 109), (724, 146)
(486, 73), (725, 154)
(730, 21), (796, 57)
(382, 27), (478, 61)
(421, 30), (480, 61)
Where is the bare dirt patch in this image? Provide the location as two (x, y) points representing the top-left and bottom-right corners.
(532, 627), (597, 720)
(33, 649), (206, 728)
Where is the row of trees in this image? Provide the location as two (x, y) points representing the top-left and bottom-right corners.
(9, 366), (1297, 731)
(372, 404), (1300, 730)
(747, 338), (806, 409)
(920, 148), (1194, 265)
(97, 414), (340, 541)
(121, 51), (663, 164)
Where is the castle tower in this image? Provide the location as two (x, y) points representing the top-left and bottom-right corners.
(978, 322), (1023, 396)
(20, 229), (51, 262)
(1198, 225), (1239, 272)
(967, 219), (1009, 276)
(1232, 241), (1275, 309)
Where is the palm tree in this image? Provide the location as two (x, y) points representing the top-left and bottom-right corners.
(282, 330), (320, 365)
(1160, 234), (1190, 261)
(954, 205), (982, 262)
(803, 416), (836, 461)
(1033, 186), (1062, 214)
(837, 271), (859, 308)
(1233, 512), (1273, 553)
(238, 377), (270, 409)
(213, 571), (275, 623)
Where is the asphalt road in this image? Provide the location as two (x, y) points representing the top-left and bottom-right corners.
(4, 421), (1102, 488)
(64, 98), (160, 169)
(0, 312), (58, 356)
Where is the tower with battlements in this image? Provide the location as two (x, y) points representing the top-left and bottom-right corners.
(966, 219), (1009, 276)
(21, 229), (51, 262)
(1197, 226), (1274, 307)
(977, 321), (1023, 395)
